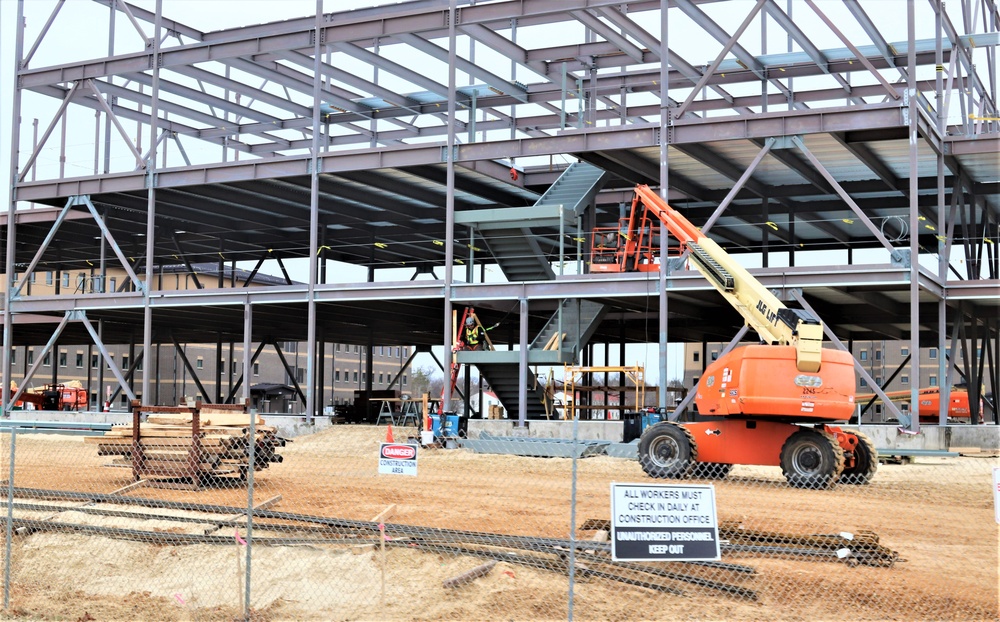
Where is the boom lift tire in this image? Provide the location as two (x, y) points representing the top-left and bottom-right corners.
(779, 428), (845, 489)
(638, 422), (697, 479)
(691, 462), (734, 480)
(839, 431), (878, 485)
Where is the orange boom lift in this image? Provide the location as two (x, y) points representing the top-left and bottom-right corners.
(592, 185), (874, 488)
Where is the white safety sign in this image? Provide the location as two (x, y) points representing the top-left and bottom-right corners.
(379, 443), (418, 476)
(610, 482), (720, 561)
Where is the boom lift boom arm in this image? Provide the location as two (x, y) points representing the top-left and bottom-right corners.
(594, 184), (824, 373)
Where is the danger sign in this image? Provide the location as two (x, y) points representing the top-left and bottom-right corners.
(379, 443), (418, 476)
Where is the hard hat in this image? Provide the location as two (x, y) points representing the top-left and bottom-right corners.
(466, 317), (475, 326)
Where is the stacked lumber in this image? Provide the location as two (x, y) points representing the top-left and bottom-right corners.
(85, 409), (285, 483)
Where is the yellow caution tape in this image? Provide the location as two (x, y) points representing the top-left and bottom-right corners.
(374, 242), (387, 249)
(842, 218), (855, 224)
(765, 221), (779, 230)
(433, 240), (444, 246)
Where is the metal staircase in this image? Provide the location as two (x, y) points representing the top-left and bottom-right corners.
(474, 363), (552, 420)
(454, 163), (613, 420)
(476, 162), (609, 282)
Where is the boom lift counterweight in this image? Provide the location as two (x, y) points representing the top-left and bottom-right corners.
(592, 185), (875, 488)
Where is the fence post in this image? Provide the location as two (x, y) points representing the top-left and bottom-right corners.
(244, 410), (256, 618)
(4, 428), (16, 611)
(569, 412), (580, 620)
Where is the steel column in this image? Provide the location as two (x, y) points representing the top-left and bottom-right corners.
(442, 0), (457, 414)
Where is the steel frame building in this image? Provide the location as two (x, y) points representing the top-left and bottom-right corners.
(3, 0), (998, 427)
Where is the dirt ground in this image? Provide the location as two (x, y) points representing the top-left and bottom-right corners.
(0, 424), (996, 622)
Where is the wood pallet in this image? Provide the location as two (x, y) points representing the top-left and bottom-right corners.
(85, 400), (285, 490)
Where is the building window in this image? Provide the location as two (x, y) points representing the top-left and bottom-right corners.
(106, 355), (114, 370)
(76, 273), (85, 290)
(43, 352), (51, 367)
(295, 368), (304, 383)
(62, 273), (70, 288)
(91, 354), (99, 369)
(336, 343), (341, 352)
(875, 377), (882, 387)
(353, 371), (358, 383)
(196, 357), (204, 370)
(901, 347), (909, 356)
(710, 351), (718, 361)
(122, 356), (130, 370)
(335, 370), (341, 382)
(403, 347), (408, 357)
(45, 271), (53, 286)
(403, 375), (407, 386)
(875, 404), (882, 415)
(354, 345), (359, 353)
(232, 361), (238, 375)
(874, 350), (881, 361)
(362, 373), (367, 384)
(860, 350), (868, 361)
(254, 363), (260, 376)
(75, 352), (84, 368)
(396, 347), (401, 357)
(929, 375), (938, 386)
(59, 351), (67, 367)
(379, 373), (384, 385)
(693, 351), (700, 362)
(929, 348), (938, 359)
(901, 375), (909, 385)
(901, 402), (909, 412)
(109, 277), (117, 292)
(379, 346), (384, 356)
(10, 350), (14, 365)
(860, 378), (868, 387)
(27, 350), (34, 365)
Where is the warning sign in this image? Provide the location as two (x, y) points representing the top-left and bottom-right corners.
(610, 482), (720, 561)
(378, 443), (418, 476)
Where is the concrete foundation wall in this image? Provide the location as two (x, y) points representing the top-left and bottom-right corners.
(470, 420), (1000, 451)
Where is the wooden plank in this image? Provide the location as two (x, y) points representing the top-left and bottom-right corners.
(370, 504), (397, 523)
(86, 436), (228, 446)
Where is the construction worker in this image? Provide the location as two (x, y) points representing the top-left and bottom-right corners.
(463, 316), (492, 351)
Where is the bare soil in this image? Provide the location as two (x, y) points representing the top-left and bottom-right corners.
(0, 425), (996, 621)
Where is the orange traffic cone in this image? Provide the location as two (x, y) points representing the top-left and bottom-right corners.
(385, 424), (394, 443)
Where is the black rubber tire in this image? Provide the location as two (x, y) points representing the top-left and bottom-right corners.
(839, 431), (878, 485)
(780, 428), (845, 489)
(691, 462), (734, 480)
(638, 422), (697, 479)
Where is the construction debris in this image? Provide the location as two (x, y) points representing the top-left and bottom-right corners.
(443, 560), (498, 588)
(85, 401), (285, 489)
(718, 521), (902, 567)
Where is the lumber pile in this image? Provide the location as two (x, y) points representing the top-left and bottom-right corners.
(86, 404), (285, 488)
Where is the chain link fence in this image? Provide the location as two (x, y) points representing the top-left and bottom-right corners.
(0, 414), (995, 621)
